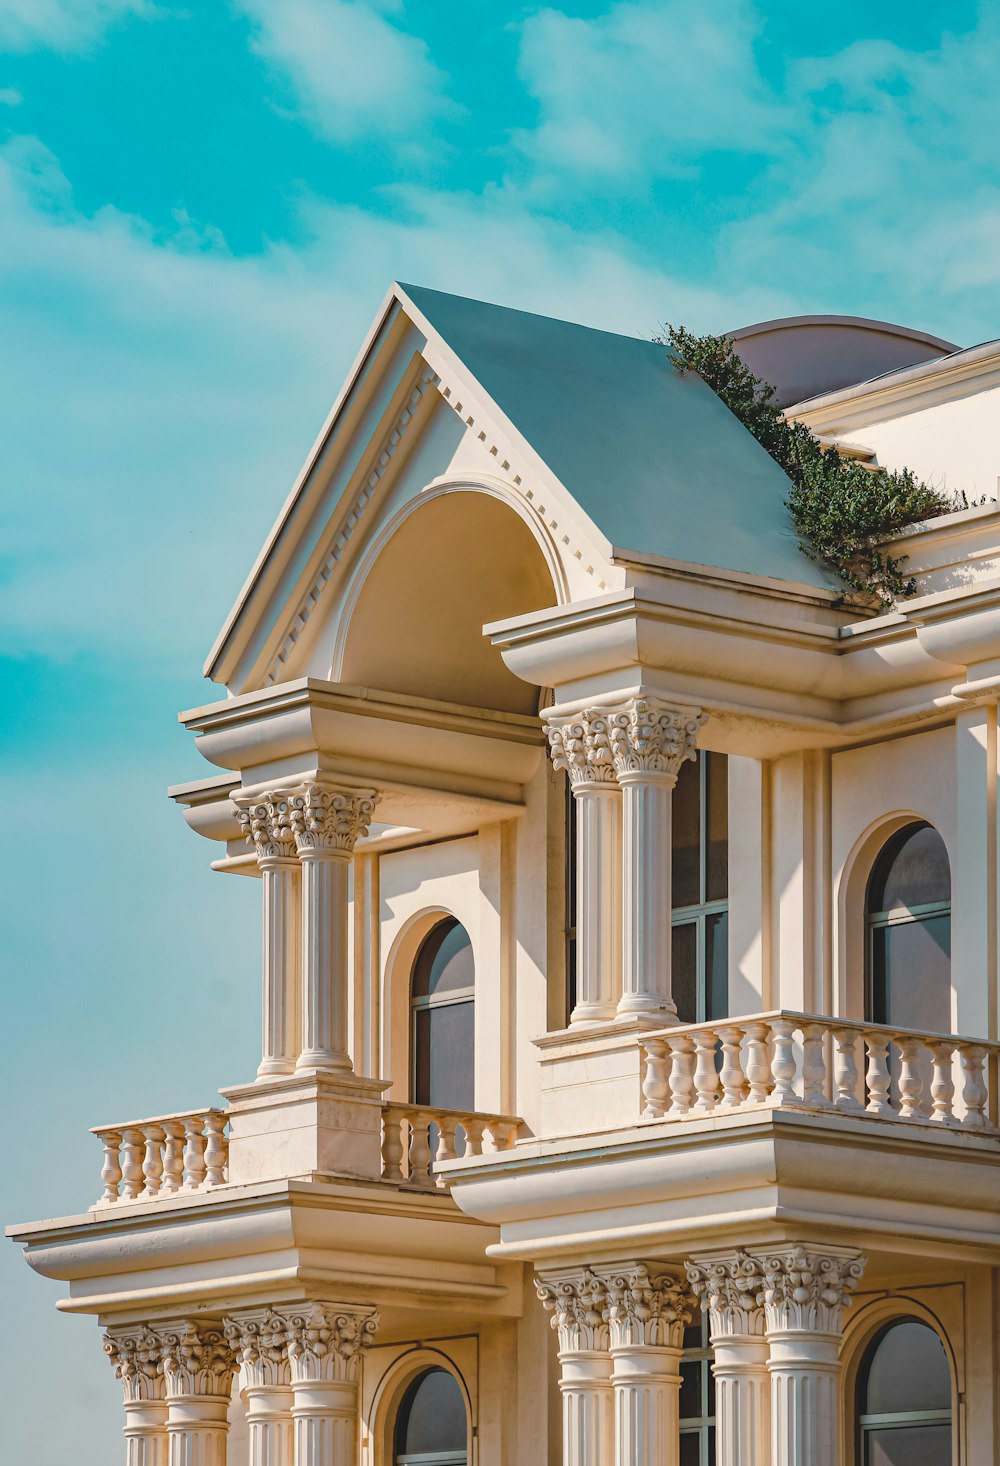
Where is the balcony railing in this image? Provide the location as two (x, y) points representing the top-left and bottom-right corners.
(91, 1110), (230, 1207)
(380, 1103), (522, 1190)
(639, 1011), (1000, 1132)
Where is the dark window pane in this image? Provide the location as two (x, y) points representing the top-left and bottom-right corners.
(705, 752), (728, 902)
(864, 1424), (951, 1466)
(412, 920), (475, 998)
(706, 1362), (716, 1418)
(679, 1431), (702, 1466)
(864, 1321), (951, 1414)
(679, 1361), (701, 1420)
(673, 922), (698, 1024)
(415, 1001), (475, 1110)
(395, 1368), (467, 1455)
(682, 1321), (704, 1350)
(705, 911), (728, 1022)
(871, 917), (951, 1031)
(672, 756), (701, 909)
(868, 823), (950, 913)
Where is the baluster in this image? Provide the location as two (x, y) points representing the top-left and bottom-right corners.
(717, 1026), (747, 1108)
(381, 1108), (405, 1180)
(666, 1034), (696, 1116)
(641, 1039), (670, 1119)
(160, 1120), (185, 1194)
(768, 1019), (799, 1106)
(960, 1045), (989, 1130)
(743, 1021), (771, 1104)
(929, 1042), (957, 1125)
(832, 1028), (863, 1111)
(182, 1117), (208, 1190)
(204, 1112), (228, 1185)
(864, 1033), (894, 1118)
(140, 1124), (165, 1198)
(408, 1116), (433, 1186)
(463, 1118), (487, 1157)
(97, 1130), (122, 1205)
(120, 1128), (145, 1201)
(434, 1117), (459, 1187)
(692, 1031), (720, 1112)
(801, 1023), (832, 1108)
(488, 1120), (519, 1151)
(895, 1036), (923, 1119)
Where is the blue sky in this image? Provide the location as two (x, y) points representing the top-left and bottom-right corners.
(2, 2), (998, 1460)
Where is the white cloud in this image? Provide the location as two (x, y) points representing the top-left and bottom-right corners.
(236, 0), (451, 143)
(0, 135), (790, 667)
(0, 0), (152, 52)
(0, 86), (23, 105)
(515, 0), (784, 182)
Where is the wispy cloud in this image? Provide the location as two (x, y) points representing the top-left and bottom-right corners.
(0, 0), (152, 52)
(236, 0), (452, 143)
(0, 86), (23, 105)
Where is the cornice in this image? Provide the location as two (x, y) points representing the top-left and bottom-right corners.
(790, 341), (1000, 432)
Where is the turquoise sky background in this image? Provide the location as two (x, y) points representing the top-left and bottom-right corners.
(2, 2), (997, 1460)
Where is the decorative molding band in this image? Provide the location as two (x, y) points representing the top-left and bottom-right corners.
(536, 1268), (610, 1353)
(103, 1326), (167, 1403)
(600, 1263), (695, 1350)
(686, 1252), (766, 1338)
(232, 790), (298, 862)
(435, 376), (607, 593)
(263, 366), (439, 688)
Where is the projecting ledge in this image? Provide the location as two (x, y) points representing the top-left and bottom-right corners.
(440, 1105), (1000, 1268)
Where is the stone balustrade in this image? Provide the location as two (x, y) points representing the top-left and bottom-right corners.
(639, 1010), (1000, 1131)
(380, 1102), (522, 1189)
(91, 1110), (230, 1207)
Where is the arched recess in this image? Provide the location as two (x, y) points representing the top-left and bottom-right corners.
(367, 1347), (474, 1466)
(840, 1297), (960, 1466)
(837, 811), (950, 1021)
(335, 484), (560, 715)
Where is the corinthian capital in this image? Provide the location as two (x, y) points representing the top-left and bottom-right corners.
(103, 1326), (166, 1403)
(601, 1263), (694, 1350)
(607, 697), (705, 779)
(686, 1252), (766, 1337)
(224, 1310), (291, 1388)
(155, 1319), (235, 1398)
(283, 1303), (379, 1383)
(233, 790), (298, 861)
(535, 1268), (609, 1352)
(545, 709), (616, 786)
(287, 782), (379, 855)
(756, 1245), (866, 1335)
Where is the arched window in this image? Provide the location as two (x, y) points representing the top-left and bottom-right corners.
(394, 1367), (468, 1466)
(857, 1318), (952, 1465)
(411, 919), (475, 1110)
(865, 822), (951, 1033)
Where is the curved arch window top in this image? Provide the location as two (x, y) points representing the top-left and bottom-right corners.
(411, 919), (475, 1111)
(866, 822), (951, 1034)
(394, 1367), (468, 1466)
(858, 1319), (951, 1465)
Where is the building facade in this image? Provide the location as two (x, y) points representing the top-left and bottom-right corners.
(10, 284), (1000, 1466)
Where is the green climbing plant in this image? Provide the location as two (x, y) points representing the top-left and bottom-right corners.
(659, 324), (954, 608)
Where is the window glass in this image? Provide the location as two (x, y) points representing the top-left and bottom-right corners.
(411, 920), (475, 1111)
(866, 823), (951, 1036)
(705, 911), (729, 1023)
(679, 1315), (715, 1466)
(868, 823), (950, 913)
(705, 752), (729, 903)
(672, 757), (701, 909)
(413, 921), (475, 998)
(671, 753), (729, 1026)
(394, 1368), (467, 1460)
(858, 1320), (951, 1466)
(673, 922), (699, 1026)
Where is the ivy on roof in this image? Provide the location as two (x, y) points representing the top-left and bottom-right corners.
(660, 324), (955, 609)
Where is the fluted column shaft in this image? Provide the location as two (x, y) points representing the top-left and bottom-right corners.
(124, 1402), (170, 1466)
(611, 1343), (682, 1466)
(156, 1321), (235, 1466)
(687, 1252), (770, 1466)
(574, 781), (623, 1022)
(104, 1327), (169, 1466)
(245, 1385), (294, 1466)
(559, 1351), (615, 1466)
(233, 793), (302, 1078)
(285, 1302), (379, 1466)
(759, 1245), (866, 1466)
(291, 1379), (358, 1466)
(165, 1396), (230, 1466)
(609, 699), (705, 1022)
(225, 1311), (295, 1466)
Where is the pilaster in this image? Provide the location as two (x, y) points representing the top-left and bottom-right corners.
(687, 1251), (769, 1466)
(536, 1268), (614, 1466)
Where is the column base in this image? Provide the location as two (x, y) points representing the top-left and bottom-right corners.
(224, 1072), (391, 1184)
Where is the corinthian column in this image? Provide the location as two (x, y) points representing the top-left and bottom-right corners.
(602, 1264), (693, 1466)
(104, 1327), (168, 1466)
(284, 1303), (379, 1466)
(225, 1311), (293, 1466)
(234, 791), (302, 1078)
(608, 698), (705, 1022)
(288, 782), (378, 1073)
(157, 1320), (235, 1466)
(757, 1245), (866, 1466)
(547, 713), (622, 1023)
(687, 1252), (769, 1466)
(536, 1269), (614, 1466)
